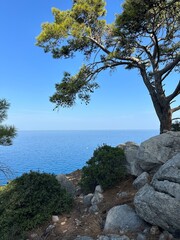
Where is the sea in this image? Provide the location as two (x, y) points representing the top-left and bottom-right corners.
(0, 130), (158, 185)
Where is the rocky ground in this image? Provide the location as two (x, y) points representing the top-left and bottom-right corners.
(27, 170), (166, 240)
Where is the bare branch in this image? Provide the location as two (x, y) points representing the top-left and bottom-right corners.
(167, 81), (180, 102)
(161, 67), (174, 82)
(172, 117), (180, 120)
(172, 105), (180, 113)
(158, 55), (180, 77)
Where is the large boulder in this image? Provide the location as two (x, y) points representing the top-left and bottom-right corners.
(137, 131), (180, 173)
(104, 204), (147, 233)
(133, 172), (150, 190)
(118, 142), (142, 176)
(56, 174), (76, 197)
(134, 153), (180, 234)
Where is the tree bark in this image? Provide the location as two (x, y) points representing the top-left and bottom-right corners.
(159, 107), (172, 134)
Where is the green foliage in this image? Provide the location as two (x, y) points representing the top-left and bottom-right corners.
(50, 68), (99, 108)
(37, 0), (180, 132)
(80, 145), (127, 193)
(0, 171), (73, 240)
(0, 99), (16, 146)
(0, 99), (17, 179)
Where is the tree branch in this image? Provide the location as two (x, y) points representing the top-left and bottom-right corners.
(158, 55), (180, 77)
(88, 36), (110, 54)
(172, 105), (180, 113)
(167, 81), (180, 102)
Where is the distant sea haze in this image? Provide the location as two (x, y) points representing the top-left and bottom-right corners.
(0, 130), (158, 185)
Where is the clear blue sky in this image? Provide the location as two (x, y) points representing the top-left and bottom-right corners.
(0, 0), (178, 131)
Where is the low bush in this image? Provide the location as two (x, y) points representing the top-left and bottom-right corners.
(0, 171), (73, 240)
(80, 145), (127, 193)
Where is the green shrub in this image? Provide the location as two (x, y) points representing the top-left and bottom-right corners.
(80, 145), (127, 193)
(0, 171), (73, 240)
(171, 121), (180, 131)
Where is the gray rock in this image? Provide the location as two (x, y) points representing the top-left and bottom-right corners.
(89, 204), (99, 213)
(150, 226), (160, 235)
(95, 185), (103, 193)
(30, 233), (39, 239)
(151, 153), (180, 199)
(118, 142), (142, 176)
(97, 234), (130, 240)
(56, 174), (76, 197)
(136, 233), (147, 240)
(91, 191), (104, 205)
(83, 193), (94, 207)
(133, 172), (150, 190)
(158, 231), (173, 240)
(137, 131), (180, 173)
(117, 191), (129, 198)
(74, 236), (94, 240)
(104, 204), (147, 233)
(52, 215), (59, 223)
(134, 184), (180, 233)
(45, 224), (55, 234)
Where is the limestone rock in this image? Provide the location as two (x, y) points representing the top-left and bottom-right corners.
(134, 153), (180, 235)
(56, 174), (76, 197)
(97, 234), (130, 240)
(136, 233), (147, 240)
(74, 236), (94, 240)
(104, 204), (147, 233)
(83, 193), (94, 207)
(117, 191), (128, 198)
(151, 153), (180, 199)
(134, 184), (180, 233)
(133, 172), (150, 190)
(118, 142), (142, 176)
(91, 191), (104, 205)
(89, 204), (99, 213)
(137, 131), (180, 173)
(95, 185), (103, 193)
(52, 215), (59, 223)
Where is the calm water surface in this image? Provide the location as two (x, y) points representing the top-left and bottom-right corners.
(0, 130), (158, 184)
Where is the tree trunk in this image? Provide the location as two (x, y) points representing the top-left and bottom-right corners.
(159, 107), (172, 134)
(149, 91), (172, 134)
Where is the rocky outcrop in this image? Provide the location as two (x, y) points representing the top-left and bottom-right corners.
(137, 131), (180, 173)
(83, 185), (104, 213)
(75, 236), (94, 240)
(56, 174), (76, 197)
(97, 235), (130, 240)
(118, 142), (142, 176)
(134, 153), (180, 234)
(104, 204), (147, 233)
(133, 172), (150, 190)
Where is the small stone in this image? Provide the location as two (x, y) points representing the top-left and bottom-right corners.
(91, 192), (103, 205)
(159, 231), (174, 240)
(30, 233), (38, 239)
(150, 226), (160, 235)
(83, 193), (94, 207)
(52, 215), (59, 223)
(117, 192), (128, 198)
(45, 224), (55, 234)
(89, 204), (99, 213)
(95, 185), (103, 193)
(136, 233), (147, 240)
(75, 218), (82, 226)
(74, 236), (94, 240)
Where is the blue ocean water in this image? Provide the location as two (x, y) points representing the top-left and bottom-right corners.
(0, 130), (158, 185)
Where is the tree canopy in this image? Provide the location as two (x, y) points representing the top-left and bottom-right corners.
(36, 0), (180, 133)
(0, 99), (16, 178)
(0, 99), (16, 146)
